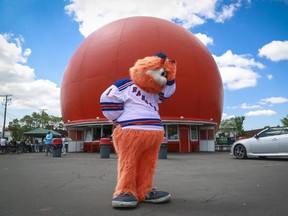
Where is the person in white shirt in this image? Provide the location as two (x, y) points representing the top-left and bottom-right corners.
(61, 135), (68, 156)
(0, 137), (7, 153)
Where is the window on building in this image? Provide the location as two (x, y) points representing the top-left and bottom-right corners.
(167, 125), (179, 140)
(93, 126), (102, 141)
(190, 126), (198, 140)
(208, 129), (214, 140)
(85, 127), (93, 141)
(102, 125), (113, 138)
(84, 125), (114, 141)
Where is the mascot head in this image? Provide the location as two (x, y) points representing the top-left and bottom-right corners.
(129, 52), (177, 93)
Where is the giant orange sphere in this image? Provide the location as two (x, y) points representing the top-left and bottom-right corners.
(61, 16), (223, 125)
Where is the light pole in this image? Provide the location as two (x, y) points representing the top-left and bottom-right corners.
(1, 95), (12, 138)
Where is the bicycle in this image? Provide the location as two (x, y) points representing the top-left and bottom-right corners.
(6, 143), (22, 154)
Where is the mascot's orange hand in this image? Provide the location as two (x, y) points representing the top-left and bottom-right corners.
(164, 59), (177, 81)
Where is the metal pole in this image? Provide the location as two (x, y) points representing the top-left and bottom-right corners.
(1, 95), (12, 138)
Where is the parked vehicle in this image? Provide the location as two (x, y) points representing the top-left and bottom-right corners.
(231, 126), (288, 159)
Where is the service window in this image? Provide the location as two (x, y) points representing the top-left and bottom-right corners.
(190, 126), (198, 141)
(167, 125), (179, 140)
(93, 126), (101, 141)
(102, 125), (113, 138)
(85, 127), (93, 141)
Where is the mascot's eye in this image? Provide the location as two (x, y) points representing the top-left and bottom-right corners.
(161, 71), (167, 77)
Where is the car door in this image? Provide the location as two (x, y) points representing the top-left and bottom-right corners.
(278, 128), (288, 153)
(250, 128), (280, 154)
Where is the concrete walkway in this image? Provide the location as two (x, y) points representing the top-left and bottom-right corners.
(1, 152), (287, 216)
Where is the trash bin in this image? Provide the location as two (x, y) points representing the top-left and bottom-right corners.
(52, 138), (63, 157)
(99, 138), (111, 158)
(158, 137), (168, 159)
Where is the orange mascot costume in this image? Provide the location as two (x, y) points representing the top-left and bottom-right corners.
(100, 53), (176, 208)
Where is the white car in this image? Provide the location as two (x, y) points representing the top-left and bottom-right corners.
(231, 127), (288, 159)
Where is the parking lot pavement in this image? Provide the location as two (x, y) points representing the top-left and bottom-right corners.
(0, 152), (288, 216)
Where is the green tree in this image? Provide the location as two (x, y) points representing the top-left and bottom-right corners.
(220, 116), (246, 137)
(8, 111), (64, 139)
(281, 114), (288, 127)
(8, 119), (24, 140)
(49, 115), (64, 130)
(20, 115), (34, 131)
(233, 116), (246, 137)
(219, 119), (235, 136)
(19, 111), (63, 130)
(40, 111), (50, 128)
(31, 112), (42, 128)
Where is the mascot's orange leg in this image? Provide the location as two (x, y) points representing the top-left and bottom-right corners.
(112, 126), (164, 201)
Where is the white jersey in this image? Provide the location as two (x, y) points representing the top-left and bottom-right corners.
(100, 78), (176, 130)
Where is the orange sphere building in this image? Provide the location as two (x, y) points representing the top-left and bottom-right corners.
(61, 16), (223, 153)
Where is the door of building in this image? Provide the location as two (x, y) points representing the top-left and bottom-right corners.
(199, 127), (215, 151)
(179, 125), (189, 152)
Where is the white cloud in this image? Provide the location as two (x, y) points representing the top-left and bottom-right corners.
(194, 33), (213, 46)
(0, 34), (29, 64)
(217, 66), (260, 90)
(258, 40), (288, 61)
(215, 1), (242, 23)
(240, 103), (261, 109)
(267, 74), (273, 80)
(226, 105), (238, 110)
(221, 113), (235, 120)
(213, 50), (263, 90)
(245, 110), (277, 116)
(65, 0), (244, 37)
(259, 97), (288, 105)
(214, 50), (264, 69)
(0, 34), (61, 118)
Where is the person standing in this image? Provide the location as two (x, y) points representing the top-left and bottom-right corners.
(19, 138), (26, 153)
(0, 137), (7, 153)
(44, 131), (53, 156)
(34, 139), (40, 153)
(25, 138), (32, 152)
(61, 135), (67, 156)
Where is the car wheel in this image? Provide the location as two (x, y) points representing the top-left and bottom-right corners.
(234, 144), (247, 159)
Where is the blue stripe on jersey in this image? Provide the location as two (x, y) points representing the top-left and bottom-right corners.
(116, 118), (163, 128)
(102, 108), (124, 111)
(158, 92), (169, 102)
(100, 102), (124, 111)
(114, 78), (133, 91)
(121, 123), (163, 128)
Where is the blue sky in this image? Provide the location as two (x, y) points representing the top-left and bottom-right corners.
(0, 0), (287, 131)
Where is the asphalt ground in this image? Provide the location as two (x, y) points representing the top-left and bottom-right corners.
(0, 151), (288, 216)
